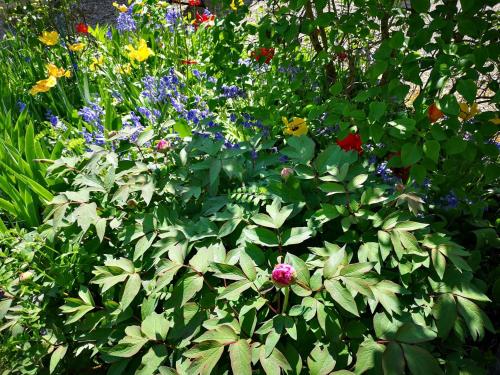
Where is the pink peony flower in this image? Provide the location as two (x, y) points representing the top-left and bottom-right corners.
(271, 263), (296, 287)
(281, 167), (293, 180)
(156, 139), (170, 152)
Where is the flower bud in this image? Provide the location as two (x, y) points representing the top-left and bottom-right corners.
(156, 139), (170, 153)
(281, 167), (293, 181)
(19, 271), (34, 282)
(271, 264), (296, 287)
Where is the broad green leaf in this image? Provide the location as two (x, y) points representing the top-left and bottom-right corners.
(218, 280), (252, 301)
(307, 345), (336, 375)
(50, 346), (68, 374)
(136, 346), (168, 375)
(281, 227), (312, 246)
(121, 273), (142, 311)
(323, 247), (345, 278)
(354, 339), (384, 375)
(456, 296), (494, 340)
(432, 294), (456, 338)
(282, 135), (315, 164)
(401, 344), (443, 375)
(195, 325), (238, 345)
(324, 279), (359, 316)
(229, 340), (252, 375)
(286, 253), (310, 286)
(382, 342), (405, 375)
(244, 227), (280, 247)
(141, 312), (169, 341)
(456, 79), (476, 103)
(395, 323), (437, 344)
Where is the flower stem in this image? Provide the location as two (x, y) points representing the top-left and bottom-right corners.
(282, 287), (290, 314)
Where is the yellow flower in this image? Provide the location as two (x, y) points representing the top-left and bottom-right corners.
(126, 39), (154, 62)
(459, 102), (479, 121)
(46, 63), (71, 78)
(230, 0), (244, 10)
(90, 55), (105, 71)
(29, 76), (57, 95)
(283, 117), (308, 136)
(38, 31), (59, 46)
(69, 42), (85, 52)
(114, 63), (132, 75)
(112, 2), (128, 12)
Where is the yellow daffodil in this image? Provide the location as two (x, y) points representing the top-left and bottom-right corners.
(126, 39), (154, 62)
(69, 42), (85, 52)
(283, 117), (308, 136)
(90, 56), (105, 71)
(230, 0), (244, 10)
(29, 76), (57, 95)
(38, 31), (59, 46)
(114, 63), (132, 75)
(459, 102), (479, 121)
(46, 63), (71, 78)
(112, 2), (128, 12)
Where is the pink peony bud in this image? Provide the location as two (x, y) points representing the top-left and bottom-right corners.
(281, 167), (293, 180)
(271, 263), (296, 287)
(156, 139), (170, 152)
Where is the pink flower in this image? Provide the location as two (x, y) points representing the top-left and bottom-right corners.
(156, 139), (170, 152)
(272, 264), (296, 287)
(281, 167), (293, 180)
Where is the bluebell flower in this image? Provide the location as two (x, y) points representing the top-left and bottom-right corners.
(279, 154), (289, 163)
(442, 192), (459, 209)
(207, 76), (217, 84)
(165, 7), (181, 31)
(116, 10), (136, 32)
(251, 150), (258, 160)
(79, 102), (104, 127)
(376, 162), (395, 183)
(106, 27), (113, 39)
(230, 113), (237, 122)
(17, 101), (26, 112)
(368, 155), (377, 165)
(23, 56), (31, 63)
(422, 178), (431, 190)
(221, 84), (246, 99)
(214, 132), (224, 141)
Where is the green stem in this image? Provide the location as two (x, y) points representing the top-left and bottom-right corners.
(282, 286), (290, 314)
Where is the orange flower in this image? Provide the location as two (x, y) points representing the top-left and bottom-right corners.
(428, 103), (443, 123)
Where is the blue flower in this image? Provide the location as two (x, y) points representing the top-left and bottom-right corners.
(279, 154), (289, 163)
(230, 113), (237, 122)
(165, 7), (181, 31)
(251, 149), (258, 160)
(17, 101), (26, 112)
(442, 192), (459, 209)
(116, 11), (136, 33)
(221, 84), (246, 99)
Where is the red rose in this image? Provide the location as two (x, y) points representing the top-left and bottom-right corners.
(188, 0), (202, 5)
(75, 22), (89, 34)
(428, 103), (443, 123)
(337, 133), (363, 155)
(252, 47), (275, 64)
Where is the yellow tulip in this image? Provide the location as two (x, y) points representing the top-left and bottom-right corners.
(38, 31), (59, 46)
(283, 117), (308, 136)
(29, 76), (57, 95)
(126, 39), (154, 62)
(459, 102), (479, 121)
(112, 2), (128, 12)
(69, 42), (85, 52)
(46, 63), (71, 78)
(90, 56), (105, 71)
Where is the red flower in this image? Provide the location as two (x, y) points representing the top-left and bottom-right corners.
(189, 0), (202, 5)
(193, 12), (215, 29)
(337, 133), (363, 155)
(181, 59), (198, 65)
(75, 23), (89, 34)
(428, 103), (443, 123)
(337, 51), (348, 61)
(251, 47), (275, 64)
